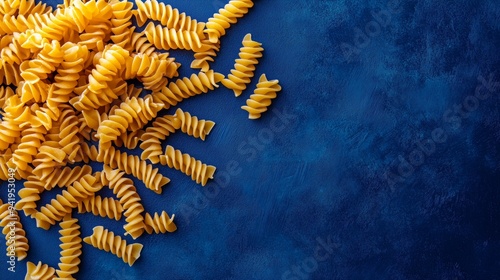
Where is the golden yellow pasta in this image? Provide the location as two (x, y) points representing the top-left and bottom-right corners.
(241, 74), (281, 119)
(0, 199), (29, 261)
(204, 0), (254, 43)
(149, 70), (224, 109)
(221, 33), (263, 96)
(140, 114), (179, 163)
(97, 145), (170, 194)
(159, 145), (216, 186)
(25, 261), (55, 280)
(55, 215), (82, 279)
(78, 195), (123, 221)
(135, 0), (204, 33)
(103, 165), (145, 239)
(144, 22), (207, 52)
(83, 225), (143, 266)
(174, 108), (215, 140)
(144, 211), (177, 234)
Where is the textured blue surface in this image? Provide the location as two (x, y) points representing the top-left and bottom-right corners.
(1, 0), (500, 279)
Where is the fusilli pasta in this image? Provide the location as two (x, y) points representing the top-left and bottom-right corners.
(241, 74), (281, 119)
(174, 108), (215, 140)
(221, 33), (263, 97)
(159, 145), (216, 186)
(83, 225), (143, 266)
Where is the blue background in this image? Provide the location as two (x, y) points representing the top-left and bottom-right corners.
(1, 0), (500, 279)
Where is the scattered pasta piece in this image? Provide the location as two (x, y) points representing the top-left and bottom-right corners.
(221, 33), (263, 97)
(83, 225), (143, 266)
(174, 108), (215, 141)
(55, 215), (82, 279)
(25, 261), (55, 280)
(159, 145), (216, 186)
(144, 211), (177, 234)
(0, 199), (29, 261)
(241, 74), (281, 119)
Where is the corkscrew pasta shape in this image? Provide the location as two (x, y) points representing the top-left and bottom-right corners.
(204, 0), (254, 43)
(25, 261), (55, 280)
(144, 211), (177, 234)
(241, 74), (281, 119)
(83, 226), (143, 266)
(78, 195), (123, 221)
(0, 200), (29, 261)
(56, 215), (82, 279)
(221, 33), (263, 97)
(174, 108), (215, 140)
(159, 145), (216, 186)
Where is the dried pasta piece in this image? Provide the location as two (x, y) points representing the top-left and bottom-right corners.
(16, 175), (45, 217)
(10, 125), (46, 171)
(221, 33), (263, 97)
(42, 165), (93, 191)
(135, 0), (204, 34)
(149, 70), (224, 109)
(204, 0), (254, 43)
(78, 195), (123, 221)
(55, 215), (82, 280)
(174, 108), (215, 140)
(97, 146), (170, 195)
(241, 74), (281, 119)
(159, 145), (216, 186)
(35, 174), (100, 230)
(83, 226), (143, 266)
(25, 261), (55, 280)
(109, 0), (134, 48)
(114, 129), (143, 150)
(191, 39), (220, 72)
(0, 199), (29, 261)
(144, 211), (177, 234)
(139, 114), (179, 163)
(96, 96), (163, 148)
(144, 22), (207, 52)
(103, 165), (145, 239)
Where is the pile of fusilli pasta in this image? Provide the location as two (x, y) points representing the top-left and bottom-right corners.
(0, 0), (282, 278)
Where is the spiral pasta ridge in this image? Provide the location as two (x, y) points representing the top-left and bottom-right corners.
(144, 22), (206, 52)
(26, 261), (55, 280)
(109, 0), (133, 48)
(0, 200), (29, 261)
(144, 211), (177, 234)
(78, 195), (123, 221)
(221, 33), (263, 97)
(174, 108), (215, 141)
(10, 125), (46, 171)
(83, 226), (143, 266)
(103, 165), (145, 239)
(159, 145), (216, 186)
(149, 70), (224, 109)
(97, 146), (170, 194)
(139, 114), (179, 163)
(135, 0), (204, 34)
(241, 74), (281, 119)
(35, 174), (99, 230)
(15, 175), (45, 217)
(191, 39), (220, 72)
(42, 165), (93, 191)
(55, 215), (82, 279)
(97, 96), (163, 146)
(204, 0), (254, 43)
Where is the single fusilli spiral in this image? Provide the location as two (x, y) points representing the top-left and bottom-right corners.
(109, 0), (133, 48)
(55, 215), (82, 279)
(97, 146), (170, 194)
(143, 211), (177, 234)
(25, 261), (55, 280)
(0, 200), (29, 261)
(35, 174), (100, 230)
(221, 33), (263, 97)
(83, 226), (143, 266)
(115, 129), (143, 149)
(144, 22), (207, 52)
(174, 108), (215, 140)
(159, 145), (216, 186)
(42, 165), (93, 191)
(78, 195), (123, 221)
(241, 74), (281, 119)
(204, 0), (254, 43)
(103, 165), (145, 239)
(135, 0), (204, 34)
(58, 107), (81, 163)
(139, 114), (179, 163)
(149, 70), (224, 109)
